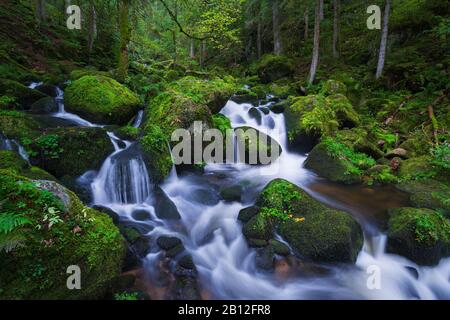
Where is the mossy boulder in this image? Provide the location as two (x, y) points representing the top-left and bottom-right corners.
(396, 179), (450, 216)
(0, 79), (46, 108)
(0, 171), (126, 299)
(285, 94), (359, 151)
(336, 129), (384, 160)
(387, 207), (450, 265)
(30, 97), (58, 114)
(321, 79), (347, 96)
(397, 156), (430, 180)
(69, 68), (112, 81)
(28, 127), (114, 178)
(234, 126), (282, 165)
(242, 179), (363, 263)
(0, 110), (42, 142)
(252, 55), (294, 84)
(115, 126), (139, 141)
(304, 138), (376, 184)
(0, 150), (56, 181)
(65, 76), (141, 125)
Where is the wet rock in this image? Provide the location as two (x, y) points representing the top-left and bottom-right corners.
(152, 186), (181, 220)
(270, 100), (289, 114)
(157, 236), (182, 251)
(190, 188), (220, 206)
(175, 255), (198, 278)
(220, 185), (242, 202)
(255, 246), (275, 271)
(405, 266), (419, 280)
(30, 97), (57, 114)
(132, 209), (151, 221)
(270, 239), (290, 256)
(248, 107), (262, 125)
(169, 276), (201, 300)
(36, 84), (59, 97)
(247, 238), (268, 247)
(238, 206), (259, 223)
(33, 180), (71, 209)
(93, 205), (120, 224)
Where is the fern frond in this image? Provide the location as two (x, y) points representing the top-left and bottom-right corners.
(0, 213), (31, 234)
(0, 231), (27, 253)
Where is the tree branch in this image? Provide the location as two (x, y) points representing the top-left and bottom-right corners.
(158, 0), (207, 41)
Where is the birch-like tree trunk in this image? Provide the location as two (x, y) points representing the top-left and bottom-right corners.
(332, 0), (340, 58)
(308, 0), (321, 84)
(200, 39), (206, 68)
(273, 0), (282, 55)
(190, 39), (195, 59)
(304, 9), (309, 40)
(376, 0), (391, 79)
(319, 0), (324, 20)
(34, 0), (46, 24)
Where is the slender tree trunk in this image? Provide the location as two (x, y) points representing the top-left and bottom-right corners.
(304, 9), (309, 40)
(273, 0), (282, 55)
(118, 0), (131, 83)
(332, 0), (340, 58)
(257, 19), (262, 59)
(319, 0), (324, 20)
(87, 0), (96, 61)
(34, 0), (46, 24)
(200, 39), (206, 68)
(189, 39), (195, 59)
(376, 0), (391, 79)
(308, 0), (321, 84)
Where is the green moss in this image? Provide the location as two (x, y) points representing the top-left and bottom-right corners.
(0, 79), (46, 108)
(0, 96), (19, 110)
(0, 110), (41, 141)
(305, 137), (376, 184)
(387, 207), (450, 265)
(0, 151), (56, 182)
(65, 76), (141, 125)
(285, 94), (360, 148)
(0, 170), (126, 299)
(69, 69), (112, 81)
(115, 126), (139, 141)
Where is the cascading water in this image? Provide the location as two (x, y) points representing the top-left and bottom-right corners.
(144, 98), (450, 300)
(0, 133), (29, 162)
(20, 83), (449, 300)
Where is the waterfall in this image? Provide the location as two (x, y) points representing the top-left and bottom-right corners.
(91, 134), (152, 206)
(52, 86), (97, 127)
(133, 110), (144, 128)
(0, 133), (29, 162)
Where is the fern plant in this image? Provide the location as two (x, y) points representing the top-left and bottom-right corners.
(0, 210), (31, 253)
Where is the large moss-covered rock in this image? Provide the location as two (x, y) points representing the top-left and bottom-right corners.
(387, 207), (450, 265)
(28, 127), (114, 178)
(0, 79), (46, 108)
(242, 179), (363, 263)
(0, 150), (56, 181)
(65, 76), (141, 125)
(140, 77), (235, 181)
(304, 138), (376, 184)
(397, 156), (430, 180)
(396, 179), (450, 216)
(285, 94), (359, 151)
(0, 170), (126, 299)
(0, 110), (41, 142)
(252, 55), (294, 84)
(335, 129), (384, 160)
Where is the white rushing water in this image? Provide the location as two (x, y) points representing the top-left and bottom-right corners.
(19, 83), (449, 300)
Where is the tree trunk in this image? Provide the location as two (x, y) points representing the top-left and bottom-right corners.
(319, 0), (324, 20)
(34, 0), (46, 24)
(332, 0), (340, 58)
(257, 18), (262, 59)
(304, 9), (309, 40)
(308, 0), (321, 84)
(200, 39), (206, 68)
(87, 0), (96, 61)
(376, 0), (391, 79)
(273, 0), (282, 55)
(118, 0), (131, 83)
(189, 39), (195, 59)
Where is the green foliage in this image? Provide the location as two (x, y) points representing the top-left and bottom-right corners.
(114, 292), (139, 301)
(322, 137), (376, 176)
(212, 114), (232, 135)
(430, 142), (450, 170)
(35, 134), (62, 159)
(0, 96), (18, 110)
